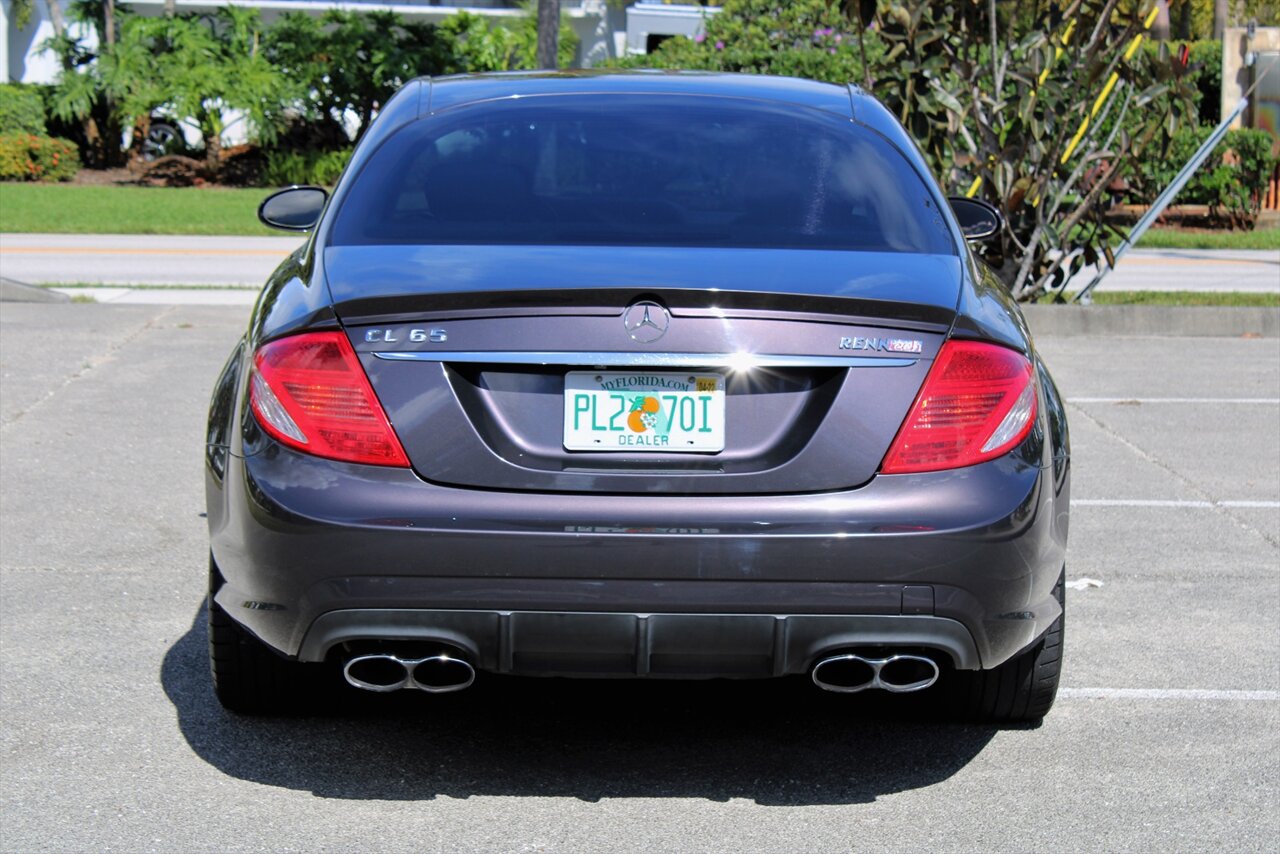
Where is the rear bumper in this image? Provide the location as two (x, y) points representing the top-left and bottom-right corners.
(300, 609), (980, 676)
(207, 441), (1069, 672)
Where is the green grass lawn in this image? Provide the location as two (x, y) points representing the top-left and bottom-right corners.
(1040, 290), (1280, 306)
(4, 181), (1280, 249)
(1132, 228), (1280, 250)
(0, 182), (276, 236)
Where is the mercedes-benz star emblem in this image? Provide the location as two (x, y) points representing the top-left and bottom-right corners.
(622, 300), (671, 344)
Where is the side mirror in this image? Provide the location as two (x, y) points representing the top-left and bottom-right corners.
(948, 197), (1003, 242)
(258, 186), (328, 232)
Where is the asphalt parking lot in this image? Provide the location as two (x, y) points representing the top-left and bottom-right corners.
(1, 302), (1277, 852)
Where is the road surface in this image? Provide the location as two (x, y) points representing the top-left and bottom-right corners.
(0, 303), (1276, 852)
(0, 234), (1276, 300)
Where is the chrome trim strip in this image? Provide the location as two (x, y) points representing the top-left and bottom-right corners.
(370, 351), (917, 368)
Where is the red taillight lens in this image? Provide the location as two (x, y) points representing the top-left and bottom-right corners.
(249, 331), (409, 467)
(880, 339), (1037, 474)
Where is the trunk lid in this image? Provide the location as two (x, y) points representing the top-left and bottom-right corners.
(327, 245), (960, 494)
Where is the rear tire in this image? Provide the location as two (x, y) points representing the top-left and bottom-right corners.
(951, 569), (1065, 723)
(143, 121), (182, 161)
(207, 555), (309, 714)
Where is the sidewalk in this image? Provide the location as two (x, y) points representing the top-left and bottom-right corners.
(1063, 248), (1279, 294)
(1, 233), (1276, 293)
(0, 233), (1277, 335)
(0, 233), (303, 287)
(48, 286), (261, 305)
(1, 280), (1272, 337)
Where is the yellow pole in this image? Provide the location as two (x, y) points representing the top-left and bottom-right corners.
(1038, 19), (1078, 86)
(1059, 5), (1160, 165)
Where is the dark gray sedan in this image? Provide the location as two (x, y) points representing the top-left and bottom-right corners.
(205, 71), (1069, 722)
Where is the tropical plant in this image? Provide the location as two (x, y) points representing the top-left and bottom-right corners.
(265, 8), (577, 148)
(613, 0), (880, 82)
(1139, 38), (1220, 124)
(265, 11), (447, 145)
(45, 6), (294, 171)
(438, 8), (579, 73)
(860, 0), (1202, 301)
(624, 0), (1201, 302)
(9, 0), (35, 28)
(149, 8), (296, 170)
(41, 0), (130, 167)
(97, 15), (170, 166)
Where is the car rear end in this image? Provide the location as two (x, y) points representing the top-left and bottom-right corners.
(206, 73), (1069, 719)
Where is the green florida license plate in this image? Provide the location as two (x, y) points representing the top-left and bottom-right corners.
(563, 371), (726, 452)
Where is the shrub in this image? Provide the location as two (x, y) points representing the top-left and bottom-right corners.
(0, 133), (81, 181)
(266, 9), (577, 146)
(1224, 128), (1278, 199)
(0, 84), (47, 135)
(1128, 125), (1278, 223)
(438, 9), (579, 73)
(261, 147), (353, 187)
(611, 0), (879, 85)
(1138, 40), (1222, 127)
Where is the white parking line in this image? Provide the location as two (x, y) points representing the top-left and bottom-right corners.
(1071, 397), (1280, 404)
(1061, 688), (1279, 701)
(1071, 499), (1280, 509)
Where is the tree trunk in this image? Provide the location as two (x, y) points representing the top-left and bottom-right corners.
(99, 0), (118, 168)
(129, 114), (151, 170)
(1213, 0), (1228, 39)
(205, 133), (222, 174)
(97, 106), (122, 167)
(1175, 0), (1191, 40)
(81, 115), (106, 168)
(164, 0), (175, 17)
(987, 0), (999, 90)
(42, 0), (65, 37)
(536, 0), (559, 70)
(1152, 0), (1170, 41)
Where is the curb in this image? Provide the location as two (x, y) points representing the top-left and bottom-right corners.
(3, 285), (1276, 337)
(1, 277), (70, 303)
(1022, 305), (1279, 337)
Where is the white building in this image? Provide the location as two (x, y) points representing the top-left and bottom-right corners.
(1, 0), (719, 84)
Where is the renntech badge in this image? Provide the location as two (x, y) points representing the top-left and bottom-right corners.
(838, 336), (923, 354)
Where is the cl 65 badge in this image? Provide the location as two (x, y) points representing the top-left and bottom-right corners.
(364, 327), (448, 344)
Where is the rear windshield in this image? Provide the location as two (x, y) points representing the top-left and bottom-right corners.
(329, 96), (954, 255)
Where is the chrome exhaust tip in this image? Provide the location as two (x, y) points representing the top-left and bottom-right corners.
(343, 653), (476, 694)
(409, 655), (476, 693)
(344, 654), (411, 692)
(811, 653), (939, 694)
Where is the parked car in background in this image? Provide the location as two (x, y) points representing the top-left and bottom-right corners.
(140, 115), (190, 161)
(205, 71), (1070, 722)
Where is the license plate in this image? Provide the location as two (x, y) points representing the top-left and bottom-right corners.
(563, 371), (726, 452)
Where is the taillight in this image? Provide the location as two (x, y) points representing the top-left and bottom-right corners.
(249, 331), (409, 467)
(880, 339), (1037, 474)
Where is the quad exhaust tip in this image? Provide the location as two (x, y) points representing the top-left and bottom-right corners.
(342, 649), (936, 695)
(811, 653), (939, 694)
(343, 653), (476, 694)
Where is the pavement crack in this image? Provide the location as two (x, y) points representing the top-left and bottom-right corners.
(0, 305), (178, 432)
(1068, 401), (1279, 549)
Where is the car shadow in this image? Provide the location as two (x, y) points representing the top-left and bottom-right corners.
(162, 602), (1002, 804)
